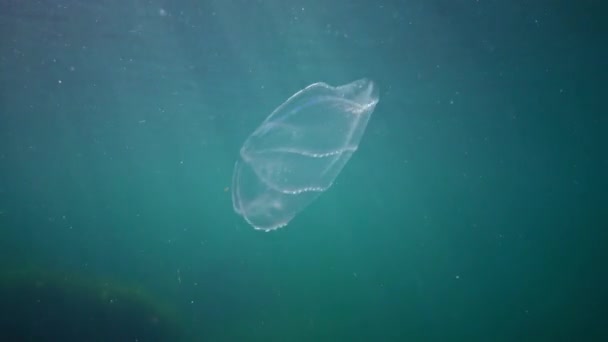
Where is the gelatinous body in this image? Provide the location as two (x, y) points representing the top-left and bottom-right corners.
(232, 79), (379, 231)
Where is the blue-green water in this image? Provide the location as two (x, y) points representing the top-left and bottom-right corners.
(0, 0), (605, 340)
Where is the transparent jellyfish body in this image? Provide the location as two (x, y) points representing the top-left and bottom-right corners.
(232, 79), (379, 231)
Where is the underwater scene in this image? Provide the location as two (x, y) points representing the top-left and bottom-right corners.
(0, 0), (605, 341)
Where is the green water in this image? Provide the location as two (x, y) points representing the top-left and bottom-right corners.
(0, 0), (605, 340)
